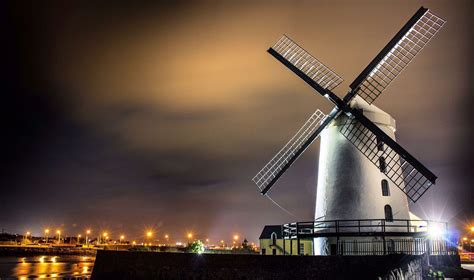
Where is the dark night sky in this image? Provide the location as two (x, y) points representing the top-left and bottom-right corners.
(1, 0), (473, 243)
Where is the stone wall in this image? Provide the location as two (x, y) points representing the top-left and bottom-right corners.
(91, 251), (445, 279)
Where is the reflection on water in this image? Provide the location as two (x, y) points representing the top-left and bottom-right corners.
(0, 255), (94, 279)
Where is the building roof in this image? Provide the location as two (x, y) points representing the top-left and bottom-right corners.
(259, 225), (282, 239)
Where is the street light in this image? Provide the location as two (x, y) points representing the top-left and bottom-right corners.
(24, 232), (30, 244)
(86, 230), (91, 246)
(56, 230), (61, 244)
(77, 234), (82, 244)
(103, 232), (108, 244)
(146, 231), (153, 245)
(470, 226), (474, 232)
(187, 233), (193, 241)
(233, 234), (239, 241)
(45, 229), (50, 244)
(120, 235), (125, 244)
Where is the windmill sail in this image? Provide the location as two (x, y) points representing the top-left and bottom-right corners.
(256, 6), (443, 203)
(253, 109), (334, 195)
(346, 7), (446, 104)
(268, 35), (343, 101)
(339, 111), (437, 202)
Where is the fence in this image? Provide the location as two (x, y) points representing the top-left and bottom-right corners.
(283, 219), (447, 238)
(336, 238), (455, 256)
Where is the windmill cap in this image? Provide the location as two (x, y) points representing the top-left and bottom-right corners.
(349, 96), (396, 131)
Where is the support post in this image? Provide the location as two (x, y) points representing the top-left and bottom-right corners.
(296, 223), (301, 255)
(297, 238), (301, 256)
(290, 238), (293, 255)
(383, 235), (386, 255)
(427, 238), (431, 256)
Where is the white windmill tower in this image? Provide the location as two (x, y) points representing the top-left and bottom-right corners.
(253, 7), (445, 255)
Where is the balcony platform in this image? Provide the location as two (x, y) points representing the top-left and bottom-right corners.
(283, 218), (446, 239)
(279, 219), (455, 256)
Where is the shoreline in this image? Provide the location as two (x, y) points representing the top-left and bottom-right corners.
(0, 246), (96, 257)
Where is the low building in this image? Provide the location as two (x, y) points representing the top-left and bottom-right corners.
(259, 225), (312, 256)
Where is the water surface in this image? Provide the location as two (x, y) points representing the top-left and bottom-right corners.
(0, 255), (94, 279)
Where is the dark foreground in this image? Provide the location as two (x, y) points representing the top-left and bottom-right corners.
(92, 250), (469, 280)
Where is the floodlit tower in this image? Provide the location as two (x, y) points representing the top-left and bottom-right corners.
(253, 7), (445, 255)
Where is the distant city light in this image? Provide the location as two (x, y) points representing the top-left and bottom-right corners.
(463, 237), (468, 241)
(86, 230), (91, 234)
(120, 235), (125, 240)
(146, 231), (153, 238)
(56, 230), (61, 244)
(233, 234), (239, 241)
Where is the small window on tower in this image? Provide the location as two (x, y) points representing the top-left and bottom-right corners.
(376, 137), (385, 151)
(381, 180), (390, 196)
(384, 205), (393, 222)
(379, 157), (387, 173)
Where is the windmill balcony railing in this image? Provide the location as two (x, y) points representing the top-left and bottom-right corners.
(282, 219), (447, 238)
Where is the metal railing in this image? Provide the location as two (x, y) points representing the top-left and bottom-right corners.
(282, 219), (447, 239)
(336, 239), (456, 256)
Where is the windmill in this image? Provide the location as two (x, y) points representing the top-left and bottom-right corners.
(253, 7), (446, 255)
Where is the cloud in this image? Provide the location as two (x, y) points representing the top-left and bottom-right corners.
(1, 0), (472, 239)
